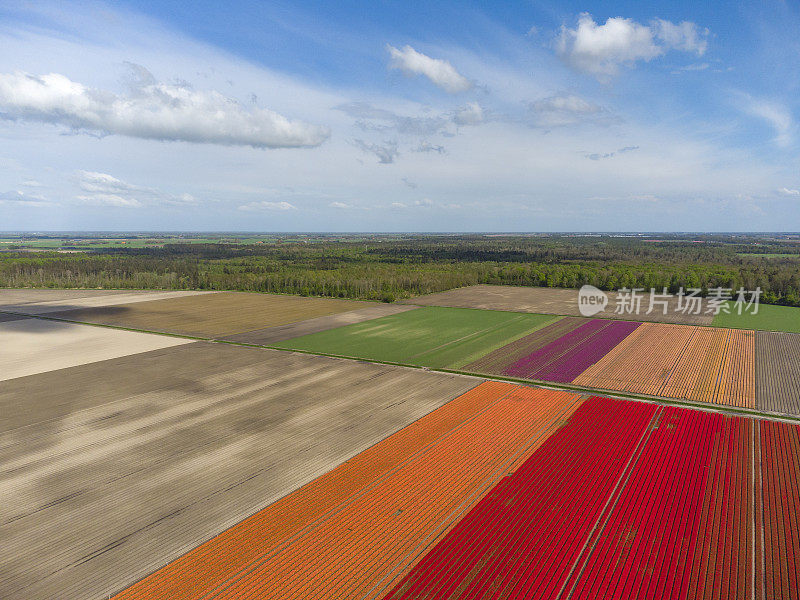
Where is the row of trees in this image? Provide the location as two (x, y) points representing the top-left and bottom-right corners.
(1, 236), (799, 305)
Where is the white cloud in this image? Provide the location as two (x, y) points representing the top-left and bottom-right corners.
(741, 97), (793, 147)
(74, 170), (195, 208)
(556, 14), (709, 80)
(0, 68), (330, 148)
(76, 193), (143, 208)
(653, 19), (708, 55)
(529, 94), (605, 127)
(21, 179), (44, 187)
(78, 171), (131, 194)
(238, 200), (297, 211)
(390, 198), (433, 209)
(453, 102), (483, 126)
(0, 190), (52, 207)
(778, 187), (800, 196)
(329, 201), (352, 209)
(387, 45), (472, 93)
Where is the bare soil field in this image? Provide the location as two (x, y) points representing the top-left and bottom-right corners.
(225, 303), (419, 345)
(0, 289), (213, 315)
(756, 331), (800, 414)
(43, 291), (370, 338)
(0, 342), (478, 600)
(0, 318), (191, 382)
(403, 284), (715, 326)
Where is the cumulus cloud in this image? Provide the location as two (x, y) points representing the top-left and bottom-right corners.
(453, 102), (484, 126)
(556, 14), (709, 80)
(353, 139), (399, 164)
(329, 201), (353, 209)
(778, 187), (800, 196)
(529, 94), (606, 127)
(238, 200), (297, 211)
(0, 67), (330, 148)
(401, 177), (418, 189)
(387, 45), (472, 93)
(74, 170), (196, 208)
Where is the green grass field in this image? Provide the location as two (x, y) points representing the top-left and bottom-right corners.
(274, 306), (559, 369)
(713, 302), (800, 333)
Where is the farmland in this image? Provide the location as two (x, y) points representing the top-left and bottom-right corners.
(12, 290), (369, 338)
(0, 289), (212, 315)
(403, 284), (717, 326)
(572, 323), (755, 408)
(0, 342), (476, 599)
(0, 317), (191, 382)
(2, 285), (800, 599)
(714, 301), (800, 334)
(106, 390), (800, 600)
(275, 305), (798, 415)
(273, 306), (557, 369)
(4, 287), (796, 416)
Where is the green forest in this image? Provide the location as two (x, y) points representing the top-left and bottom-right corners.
(2, 234), (800, 306)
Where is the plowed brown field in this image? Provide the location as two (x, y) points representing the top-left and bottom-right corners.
(756, 331), (800, 415)
(1, 343), (477, 600)
(44, 291), (369, 338)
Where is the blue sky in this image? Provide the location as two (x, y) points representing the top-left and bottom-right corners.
(0, 0), (798, 231)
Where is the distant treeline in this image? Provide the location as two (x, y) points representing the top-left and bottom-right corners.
(2, 236), (799, 305)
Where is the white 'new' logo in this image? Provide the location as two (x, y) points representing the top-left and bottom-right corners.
(578, 285), (608, 317)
